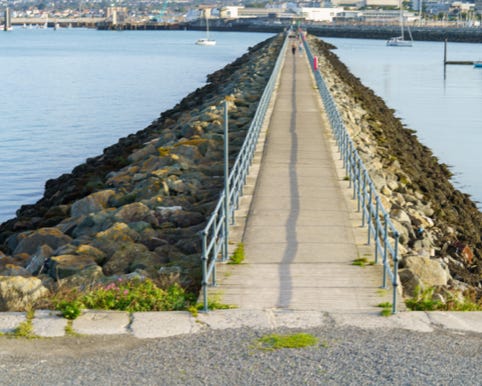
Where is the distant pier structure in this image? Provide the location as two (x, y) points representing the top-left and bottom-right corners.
(3, 7), (12, 31)
(443, 39), (474, 66)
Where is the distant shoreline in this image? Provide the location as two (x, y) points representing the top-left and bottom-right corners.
(98, 22), (482, 44)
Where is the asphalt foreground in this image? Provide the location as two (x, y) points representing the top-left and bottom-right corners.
(0, 322), (480, 385)
(0, 310), (481, 385)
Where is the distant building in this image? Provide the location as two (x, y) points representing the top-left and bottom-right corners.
(331, 0), (399, 7)
(365, 0), (400, 7)
(297, 7), (344, 21)
(106, 7), (128, 25)
(423, 1), (450, 15)
(220, 6), (241, 19)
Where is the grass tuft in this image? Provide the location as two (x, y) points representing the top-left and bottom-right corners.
(378, 302), (393, 316)
(256, 333), (318, 351)
(380, 308), (392, 317)
(196, 297), (236, 312)
(352, 257), (375, 267)
(228, 243), (245, 265)
(64, 320), (80, 336)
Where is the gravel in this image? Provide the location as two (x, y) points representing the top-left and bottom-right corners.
(0, 320), (480, 385)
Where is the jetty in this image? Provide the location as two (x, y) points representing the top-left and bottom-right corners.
(206, 38), (393, 313)
(0, 31), (480, 325)
(443, 39), (477, 66)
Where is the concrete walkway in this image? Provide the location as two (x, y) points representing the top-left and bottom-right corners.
(211, 43), (392, 312)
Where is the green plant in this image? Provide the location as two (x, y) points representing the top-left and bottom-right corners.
(256, 333), (318, 351)
(8, 307), (38, 338)
(405, 286), (443, 311)
(405, 286), (482, 311)
(11, 321), (35, 338)
(377, 302), (392, 308)
(380, 308), (392, 317)
(196, 298), (236, 311)
(81, 279), (194, 313)
(64, 320), (80, 336)
(52, 279), (196, 319)
(352, 257), (375, 267)
(187, 305), (199, 317)
(56, 300), (83, 320)
(378, 302), (393, 317)
(377, 288), (389, 296)
(228, 243), (245, 264)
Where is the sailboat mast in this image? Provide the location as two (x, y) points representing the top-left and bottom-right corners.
(400, 0), (404, 38)
(206, 14), (210, 40)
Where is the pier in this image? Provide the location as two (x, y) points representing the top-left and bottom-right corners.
(443, 39), (478, 66)
(204, 36), (394, 313)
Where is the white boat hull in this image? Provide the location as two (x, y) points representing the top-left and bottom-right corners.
(196, 39), (216, 46)
(387, 37), (412, 47)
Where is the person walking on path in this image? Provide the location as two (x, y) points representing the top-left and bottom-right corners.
(291, 43), (296, 55)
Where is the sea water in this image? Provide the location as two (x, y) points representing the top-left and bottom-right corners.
(322, 37), (482, 208)
(1, 31), (480, 224)
(0, 28), (274, 223)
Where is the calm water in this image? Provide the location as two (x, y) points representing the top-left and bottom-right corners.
(0, 29), (274, 223)
(1, 32), (480, 224)
(323, 37), (482, 208)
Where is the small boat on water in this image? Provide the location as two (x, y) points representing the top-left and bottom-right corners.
(474, 61), (482, 68)
(387, 36), (412, 47)
(387, 0), (413, 47)
(196, 38), (216, 46)
(196, 13), (216, 46)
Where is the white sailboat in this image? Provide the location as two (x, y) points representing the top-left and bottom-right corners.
(196, 13), (216, 46)
(387, 1), (413, 47)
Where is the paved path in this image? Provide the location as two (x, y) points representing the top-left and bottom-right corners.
(211, 43), (392, 312)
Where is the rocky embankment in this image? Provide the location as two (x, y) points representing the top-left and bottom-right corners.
(308, 36), (481, 304)
(0, 34), (283, 311)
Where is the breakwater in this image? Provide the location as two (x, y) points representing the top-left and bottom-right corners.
(0, 32), (480, 311)
(308, 36), (481, 303)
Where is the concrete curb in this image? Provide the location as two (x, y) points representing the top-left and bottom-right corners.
(0, 310), (481, 338)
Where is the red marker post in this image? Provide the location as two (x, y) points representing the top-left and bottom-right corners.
(313, 56), (318, 71)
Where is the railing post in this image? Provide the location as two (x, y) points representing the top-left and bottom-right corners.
(382, 213), (389, 289)
(223, 99), (230, 262)
(356, 159), (361, 208)
(367, 186), (372, 245)
(374, 198), (380, 264)
(392, 233), (399, 314)
(361, 172), (366, 225)
(201, 231), (209, 312)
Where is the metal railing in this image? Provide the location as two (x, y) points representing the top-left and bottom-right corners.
(302, 34), (400, 314)
(199, 34), (288, 312)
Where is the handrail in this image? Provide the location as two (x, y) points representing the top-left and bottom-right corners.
(302, 33), (400, 314)
(199, 33), (289, 312)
